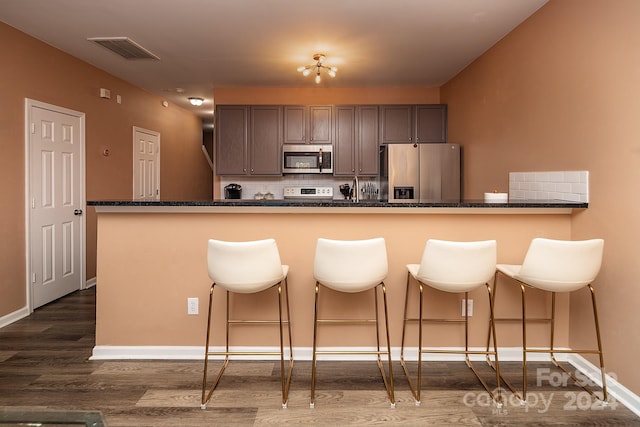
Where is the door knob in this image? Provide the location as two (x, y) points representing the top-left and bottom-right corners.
(74, 209), (83, 216)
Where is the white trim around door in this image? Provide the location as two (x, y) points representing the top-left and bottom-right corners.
(132, 126), (160, 200)
(25, 99), (86, 311)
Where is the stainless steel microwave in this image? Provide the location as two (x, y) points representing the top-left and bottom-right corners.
(282, 144), (332, 174)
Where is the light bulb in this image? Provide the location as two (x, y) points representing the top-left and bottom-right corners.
(302, 69), (311, 76)
(315, 73), (321, 84)
(297, 66), (306, 72)
(328, 70), (336, 78)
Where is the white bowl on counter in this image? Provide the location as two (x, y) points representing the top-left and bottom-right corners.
(484, 192), (508, 203)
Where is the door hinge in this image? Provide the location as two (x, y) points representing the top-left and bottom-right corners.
(32, 272), (36, 283)
(31, 198), (36, 209)
(31, 123), (36, 134)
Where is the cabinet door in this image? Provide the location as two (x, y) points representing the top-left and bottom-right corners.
(250, 106), (282, 175)
(333, 106), (356, 176)
(216, 106), (248, 175)
(283, 106), (306, 144)
(357, 106), (379, 176)
(309, 105), (332, 144)
(415, 104), (447, 143)
(380, 105), (413, 143)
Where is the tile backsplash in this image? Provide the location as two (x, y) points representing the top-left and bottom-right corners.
(221, 170), (590, 202)
(220, 175), (378, 200)
(509, 171), (589, 202)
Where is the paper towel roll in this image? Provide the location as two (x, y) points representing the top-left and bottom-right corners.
(484, 192), (508, 203)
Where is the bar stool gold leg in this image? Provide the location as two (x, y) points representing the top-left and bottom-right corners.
(400, 273), (424, 405)
(310, 283), (320, 409)
(379, 283), (396, 407)
(201, 284), (231, 409)
(278, 280), (294, 408)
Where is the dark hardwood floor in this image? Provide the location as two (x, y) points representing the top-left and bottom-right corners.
(0, 288), (638, 426)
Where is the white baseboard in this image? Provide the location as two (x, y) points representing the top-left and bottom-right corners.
(87, 345), (575, 362)
(91, 345), (205, 360)
(0, 306), (30, 329)
(85, 277), (97, 289)
(91, 344), (640, 416)
(565, 353), (640, 417)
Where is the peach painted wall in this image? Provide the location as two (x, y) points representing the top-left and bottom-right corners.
(441, 0), (640, 394)
(95, 210), (571, 350)
(213, 87), (440, 106)
(0, 22), (212, 318)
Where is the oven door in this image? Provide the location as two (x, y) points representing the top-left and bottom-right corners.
(282, 145), (332, 173)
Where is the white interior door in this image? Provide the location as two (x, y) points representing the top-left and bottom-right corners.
(133, 127), (160, 200)
(27, 100), (85, 309)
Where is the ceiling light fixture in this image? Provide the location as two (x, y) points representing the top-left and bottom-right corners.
(188, 97), (204, 106)
(297, 54), (338, 84)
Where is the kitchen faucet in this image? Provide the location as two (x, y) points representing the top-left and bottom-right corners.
(352, 175), (359, 202)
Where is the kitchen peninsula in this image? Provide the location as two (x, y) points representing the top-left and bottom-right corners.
(90, 199), (585, 360)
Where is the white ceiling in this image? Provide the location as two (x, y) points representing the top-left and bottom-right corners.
(1, 0), (548, 121)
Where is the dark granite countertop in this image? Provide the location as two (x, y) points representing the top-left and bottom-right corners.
(88, 199), (587, 209)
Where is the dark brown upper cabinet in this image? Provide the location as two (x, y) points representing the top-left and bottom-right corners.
(334, 105), (379, 177)
(380, 104), (447, 144)
(216, 105), (282, 176)
(283, 105), (332, 144)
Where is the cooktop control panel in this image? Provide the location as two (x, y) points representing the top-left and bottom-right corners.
(283, 186), (334, 199)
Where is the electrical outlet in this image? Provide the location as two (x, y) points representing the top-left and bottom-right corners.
(462, 299), (473, 317)
(187, 297), (199, 315)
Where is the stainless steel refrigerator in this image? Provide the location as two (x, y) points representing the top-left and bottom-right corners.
(379, 143), (460, 203)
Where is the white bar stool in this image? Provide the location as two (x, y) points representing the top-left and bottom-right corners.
(489, 238), (607, 403)
(400, 239), (502, 407)
(201, 238), (293, 409)
(310, 237), (395, 408)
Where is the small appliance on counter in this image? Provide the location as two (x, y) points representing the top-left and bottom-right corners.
(339, 184), (351, 199)
(224, 183), (242, 199)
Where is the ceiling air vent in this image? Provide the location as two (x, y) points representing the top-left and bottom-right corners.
(87, 37), (160, 60)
